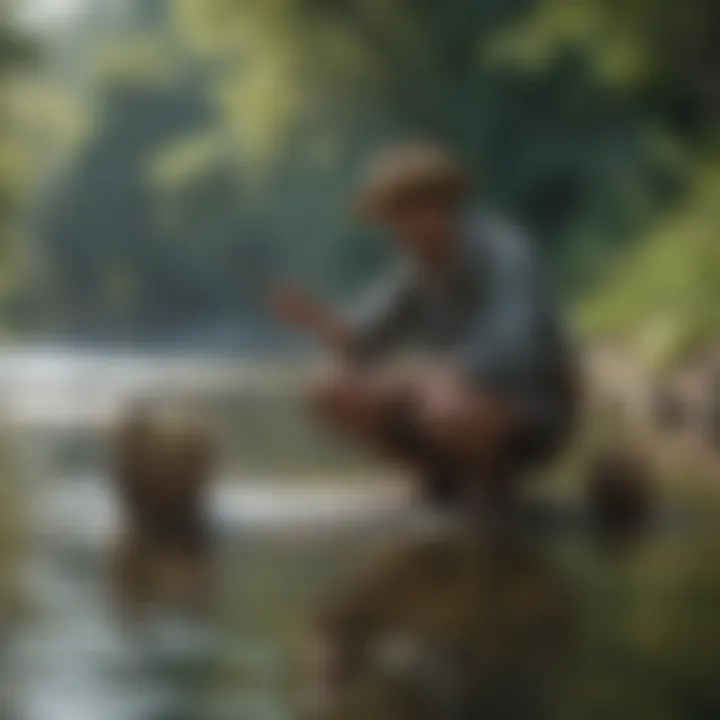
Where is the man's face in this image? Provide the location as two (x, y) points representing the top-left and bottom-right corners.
(384, 196), (458, 263)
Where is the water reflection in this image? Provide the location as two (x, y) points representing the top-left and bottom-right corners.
(304, 531), (577, 720)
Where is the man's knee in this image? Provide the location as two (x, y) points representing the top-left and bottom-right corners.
(419, 390), (510, 457)
(309, 367), (356, 424)
(421, 401), (474, 449)
(309, 366), (411, 437)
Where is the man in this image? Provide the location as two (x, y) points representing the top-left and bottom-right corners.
(272, 142), (577, 514)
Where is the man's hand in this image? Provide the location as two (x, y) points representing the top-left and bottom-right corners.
(270, 283), (352, 354)
(270, 284), (325, 331)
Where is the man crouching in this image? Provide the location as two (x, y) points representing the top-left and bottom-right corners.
(272, 142), (578, 518)
(111, 407), (215, 619)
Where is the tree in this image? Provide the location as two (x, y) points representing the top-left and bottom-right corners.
(173, 0), (680, 292)
(496, 0), (720, 361)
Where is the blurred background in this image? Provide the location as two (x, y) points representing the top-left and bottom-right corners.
(0, 0), (719, 718)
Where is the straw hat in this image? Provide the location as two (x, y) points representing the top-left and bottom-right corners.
(356, 142), (471, 221)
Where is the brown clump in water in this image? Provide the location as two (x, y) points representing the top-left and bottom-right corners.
(111, 406), (215, 618)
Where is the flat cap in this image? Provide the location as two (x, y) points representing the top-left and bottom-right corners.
(356, 142), (471, 220)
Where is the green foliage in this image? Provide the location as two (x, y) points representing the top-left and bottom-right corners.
(581, 164), (720, 368)
(488, 0), (720, 103)
(168, 2), (705, 313)
(0, 10), (45, 313)
(23, 0), (719, 350)
(498, 0), (720, 359)
(170, 0), (680, 279)
(90, 35), (177, 88)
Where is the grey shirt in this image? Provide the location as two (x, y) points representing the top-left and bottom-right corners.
(351, 213), (574, 414)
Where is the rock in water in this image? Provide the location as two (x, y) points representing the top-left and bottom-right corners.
(586, 449), (654, 540)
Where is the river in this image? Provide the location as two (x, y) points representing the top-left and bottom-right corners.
(0, 348), (412, 720)
(3, 347), (720, 720)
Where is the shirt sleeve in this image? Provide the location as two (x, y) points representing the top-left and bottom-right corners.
(459, 219), (545, 392)
(347, 267), (419, 361)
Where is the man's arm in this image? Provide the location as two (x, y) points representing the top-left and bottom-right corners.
(271, 270), (418, 361)
(272, 285), (354, 355)
(347, 268), (419, 360)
